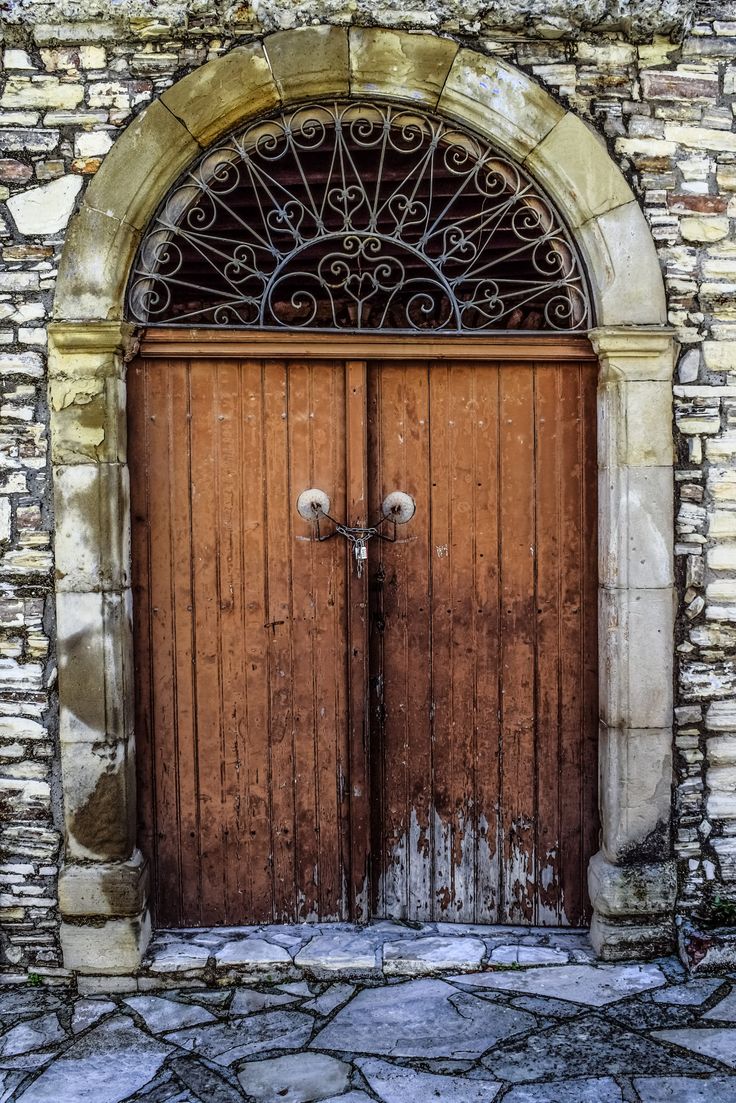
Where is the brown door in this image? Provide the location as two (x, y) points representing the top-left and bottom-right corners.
(129, 343), (598, 928)
(367, 357), (598, 926)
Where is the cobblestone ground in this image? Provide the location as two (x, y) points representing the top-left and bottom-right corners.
(2, 926), (736, 1102)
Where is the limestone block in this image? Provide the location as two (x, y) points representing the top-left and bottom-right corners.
(579, 204), (667, 326)
(526, 113), (633, 228)
(161, 44), (279, 148)
(706, 700), (736, 732)
(588, 852), (676, 917)
(598, 466), (674, 590)
(664, 125), (736, 154)
(83, 99), (198, 232)
(589, 327), (676, 384)
(680, 217), (730, 243)
(438, 49), (563, 161)
(53, 462), (130, 592)
(589, 913), (675, 962)
(1, 76), (83, 110)
(708, 542), (736, 571)
(7, 174), (82, 235)
(599, 588), (675, 729)
(49, 372), (126, 465)
(60, 729), (136, 862)
(61, 911), (151, 974)
(75, 130), (113, 159)
(598, 725), (673, 863)
(598, 379), (674, 469)
(56, 589), (133, 748)
(53, 206), (139, 322)
(59, 850), (148, 918)
(703, 341), (736, 372)
(265, 26), (349, 100)
(349, 29), (458, 108)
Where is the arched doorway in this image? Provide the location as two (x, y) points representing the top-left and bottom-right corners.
(49, 29), (675, 972)
(127, 101), (598, 928)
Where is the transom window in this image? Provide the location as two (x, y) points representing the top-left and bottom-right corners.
(127, 101), (591, 333)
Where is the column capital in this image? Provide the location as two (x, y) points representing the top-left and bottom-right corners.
(589, 325), (677, 382)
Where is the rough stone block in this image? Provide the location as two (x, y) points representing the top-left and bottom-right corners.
(598, 379), (674, 469)
(439, 49), (563, 160)
(60, 729), (136, 863)
(265, 25), (349, 100)
(53, 206), (139, 322)
(590, 913), (675, 961)
(7, 174), (82, 235)
(60, 911), (151, 974)
(59, 850), (148, 918)
(579, 203), (667, 326)
(56, 589), (134, 747)
(83, 100), (197, 235)
(349, 28), (458, 108)
(598, 725), (673, 862)
(598, 466), (674, 590)
(161, 44), (279, 148)
(588, 851), (676, 918)
(599, 588), (675, 729)
(53, 462), (130, 592)
(526, 112), (633, 228)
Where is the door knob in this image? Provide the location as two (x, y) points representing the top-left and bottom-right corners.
(296, 487), (416, 577)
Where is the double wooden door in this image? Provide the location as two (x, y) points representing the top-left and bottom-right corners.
(130, 337), (598, 929)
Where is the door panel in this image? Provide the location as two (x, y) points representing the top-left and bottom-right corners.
(368, 358), (598, 926)
(131, 349), (598, 928)
(130, 357), (354, 927)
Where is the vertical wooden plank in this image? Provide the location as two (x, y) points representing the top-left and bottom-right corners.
(307, 363), (350, 920)
(472, 362), (501, 923)
(241, 359), (274, 922)
(209, 359), (247, 923)
(533, 361), (564, 925)
(345, 360), (370, 920)
(370, 360), (432, 920)
(427, 361), (454, 920)
(263, 359), (297, 921)
(188, 359), (227, 925)
(128, 359), (157, 916)
(498, 362), (537, 924)
(581, 361), (600, 924)
(287, 361), (321, 920)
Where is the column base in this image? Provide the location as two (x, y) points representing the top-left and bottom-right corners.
(588, 850), (676, 961)
(59, 849), (151, 974)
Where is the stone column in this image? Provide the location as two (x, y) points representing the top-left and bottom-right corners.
(48, 321), (150, 974)
(588, 326), (678, 959)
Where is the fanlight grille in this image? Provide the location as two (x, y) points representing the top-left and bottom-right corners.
(127, 101), (591, 333)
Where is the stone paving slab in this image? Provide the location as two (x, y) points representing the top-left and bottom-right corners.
(2, 931), (736, 1102)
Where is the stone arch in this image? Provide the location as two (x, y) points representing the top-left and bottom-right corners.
(49, 26), (676, 973)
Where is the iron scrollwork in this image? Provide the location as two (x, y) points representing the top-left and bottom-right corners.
(128, 101), (591, 333)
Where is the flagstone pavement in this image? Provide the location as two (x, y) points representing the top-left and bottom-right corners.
(2, 923), (736, 1102)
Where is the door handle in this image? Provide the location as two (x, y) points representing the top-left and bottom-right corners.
(296, 488), (415, 577)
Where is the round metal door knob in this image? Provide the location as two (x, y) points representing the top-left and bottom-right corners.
(296, 488), (331, 521)
(382, 491), (416, 524)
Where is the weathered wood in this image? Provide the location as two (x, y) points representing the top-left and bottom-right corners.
(130, 344), (598, 927)
(140, 330), (595, 362)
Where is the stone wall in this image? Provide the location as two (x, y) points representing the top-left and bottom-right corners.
(0, 0), (735, 970)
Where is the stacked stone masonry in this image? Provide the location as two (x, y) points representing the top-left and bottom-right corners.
(0, 0), (735, 970)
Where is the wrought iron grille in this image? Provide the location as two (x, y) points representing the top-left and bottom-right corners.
(127, 101), (591, 333)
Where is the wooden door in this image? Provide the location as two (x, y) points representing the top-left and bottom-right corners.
(130, 340), (598, 928)
(367, 357), (598, 926)
(129, 356), (368, 927)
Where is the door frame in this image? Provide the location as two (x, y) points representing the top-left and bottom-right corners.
(49, 26), (677, 973)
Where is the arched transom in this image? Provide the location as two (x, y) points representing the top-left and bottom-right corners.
(127, 100), (591, 333)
